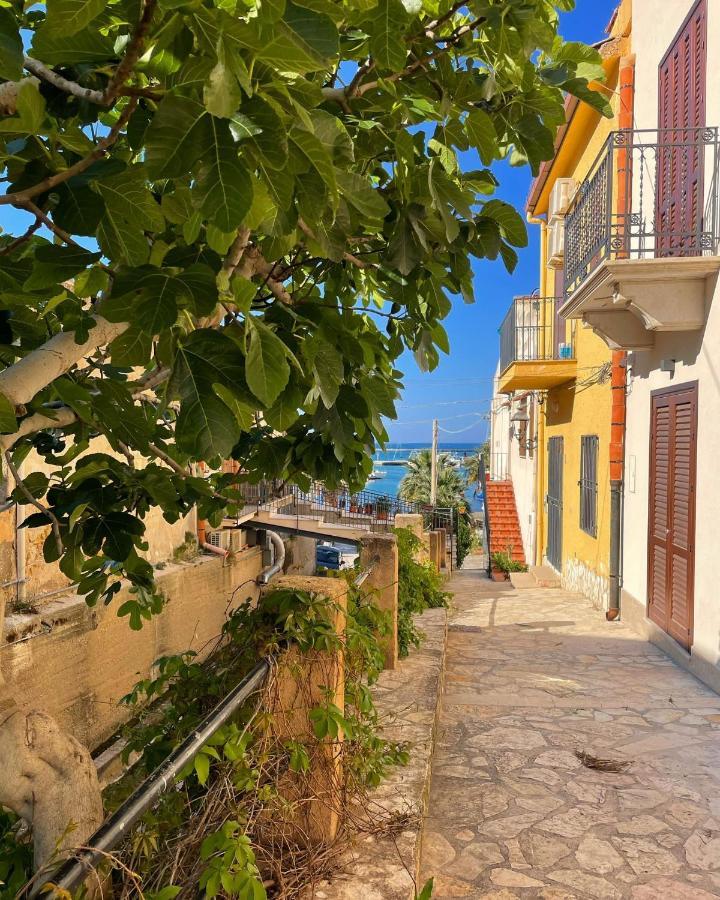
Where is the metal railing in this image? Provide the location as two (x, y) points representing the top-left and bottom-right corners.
(40, 562), (379, 896)
(489, 452), (509, 482)
(237, 480), (459, 569)
(479, 457), (491, 576)
(565, 126), (720, 296)
(499, 295), (573, 374)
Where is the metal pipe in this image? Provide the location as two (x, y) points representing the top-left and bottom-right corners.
(41, 659), (271, 898)
(256, 531), (285, 585)
(608, 480), (622, 620)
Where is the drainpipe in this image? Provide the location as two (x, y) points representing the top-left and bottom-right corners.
(197, 517), (229, 559)
(607, 53), (636, 621)
(256, 530), (285, 584)
(194, 462), (228, 559)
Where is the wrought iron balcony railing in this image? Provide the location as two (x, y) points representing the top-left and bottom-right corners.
(564, 127), (720, 296)
(499, 295), (573, 374)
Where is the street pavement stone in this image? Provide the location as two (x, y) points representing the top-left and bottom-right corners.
(419, 566), (720, 898)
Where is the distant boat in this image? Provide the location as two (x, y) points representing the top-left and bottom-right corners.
(368, 469), (384, 481)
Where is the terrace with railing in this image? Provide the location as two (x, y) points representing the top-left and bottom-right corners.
(497, 295), (576, 393)
(560, 127), (720, 349)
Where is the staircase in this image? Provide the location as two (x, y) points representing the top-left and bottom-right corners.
(485, 478), (526, 565)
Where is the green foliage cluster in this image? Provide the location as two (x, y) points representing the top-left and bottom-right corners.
(0, 0), (610, 619)
(456, 513), (477, 568)
(96, 583), (407, 896)
(395, 526), (448, 657)
(491, 549), (527, 573)
(0, 809), (33, 898)
(398, 448), (466, 508)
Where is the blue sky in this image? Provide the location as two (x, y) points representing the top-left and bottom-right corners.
(390, 0), (619, 445)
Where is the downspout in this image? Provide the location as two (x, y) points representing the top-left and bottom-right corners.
(607, 53), (636, 621)
(194, 463), (228, 559)
(257, 530), (286, 584)
(527, 213), (547, 566)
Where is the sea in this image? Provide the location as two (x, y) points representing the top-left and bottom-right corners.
(365, 442), (484, 513)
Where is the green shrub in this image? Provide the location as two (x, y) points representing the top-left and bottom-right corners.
(491, 550), (528, 573)
(394, 527), (449, 657)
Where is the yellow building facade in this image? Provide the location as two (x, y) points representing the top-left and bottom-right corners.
(497, 2), (632, 608)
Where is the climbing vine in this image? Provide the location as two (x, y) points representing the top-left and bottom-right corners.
(395, 527), (449, 657)
(56, 581), (410, 898)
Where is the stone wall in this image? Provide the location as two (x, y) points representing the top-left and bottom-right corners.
(1, 548), (263, 751)
(563, 556), (609, 612)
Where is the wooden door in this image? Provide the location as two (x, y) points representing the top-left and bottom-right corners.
(647, 383), (698, 649)
(657, 0), (707, 256)
(546, 437), (563, 572)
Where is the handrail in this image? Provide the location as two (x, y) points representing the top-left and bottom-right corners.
(479, 457), (491, 577)
(38, 564), (378, 897)
(40, 660), (271, 897)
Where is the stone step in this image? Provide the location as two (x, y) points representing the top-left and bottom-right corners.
(509, 571), (536, 589)
(529, 564), (561, 588)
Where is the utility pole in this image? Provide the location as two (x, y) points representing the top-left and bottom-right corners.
(430, 418), (438, 506)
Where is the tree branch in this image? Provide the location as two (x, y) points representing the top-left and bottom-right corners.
(0, 99), (137, 207)
(322, 14), (486, 103)
(0, 317), (130, 407)
(0, 212), (42, 256)
(23, 57), (105, 104)
(0, 407), (78, 453)
(103, 0), (158, 105)
(4, 450), (63, 557)
(147, 442), (190, 476)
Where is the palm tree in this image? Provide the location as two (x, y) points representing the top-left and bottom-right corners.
(464, 442), (489, 487)
(398, 449), (466, 507)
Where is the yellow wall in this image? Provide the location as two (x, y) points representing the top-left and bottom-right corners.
(533, 5), (631, 606)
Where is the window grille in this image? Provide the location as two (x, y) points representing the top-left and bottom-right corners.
(579, 435), (598, 538)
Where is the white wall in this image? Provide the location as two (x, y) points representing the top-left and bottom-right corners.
(490, 367), (537, 563)
(623, 0), (720, 670)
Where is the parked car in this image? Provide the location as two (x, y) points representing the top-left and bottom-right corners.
(316, 544), (343, 570)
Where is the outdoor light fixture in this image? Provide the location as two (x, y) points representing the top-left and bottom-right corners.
(509, 408), (537, 452)
(509, 409), (530, 441)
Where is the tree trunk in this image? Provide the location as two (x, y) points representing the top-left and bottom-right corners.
(0, 704), (104, 872)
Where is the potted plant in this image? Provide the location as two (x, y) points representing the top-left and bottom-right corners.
(376, 495), (391, 521)
(490, 549), (528, 581)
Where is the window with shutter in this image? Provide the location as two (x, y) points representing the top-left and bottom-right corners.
(579, 435), (599, 538)
(656, 0), (707, 256)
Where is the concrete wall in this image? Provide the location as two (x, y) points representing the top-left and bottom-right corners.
(282, 535), (318, 576)
(621, 0), (720, 674)
(490, 373), (538, 564)
(1, 548), (264, 751)
(0, 437), (197, 617)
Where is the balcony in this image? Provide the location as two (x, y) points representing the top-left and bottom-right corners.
(498, 296), (576, 394)
(561, 127), (720, 350)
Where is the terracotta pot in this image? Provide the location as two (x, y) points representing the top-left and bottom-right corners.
(491, 566), (509, 582)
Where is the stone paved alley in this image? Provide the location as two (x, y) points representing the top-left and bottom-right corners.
(419, 564), (720, 899)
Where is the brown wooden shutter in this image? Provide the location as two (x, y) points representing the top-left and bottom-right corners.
(657, 0), (707, 255)
(647, 384), (698, 650)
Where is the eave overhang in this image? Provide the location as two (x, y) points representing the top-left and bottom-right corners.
(559, 256), (720, 351)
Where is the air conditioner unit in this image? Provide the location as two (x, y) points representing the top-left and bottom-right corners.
(547, 215), (565, 268)
(548, 178), (577, 219)
(206, 529), (246, 552)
